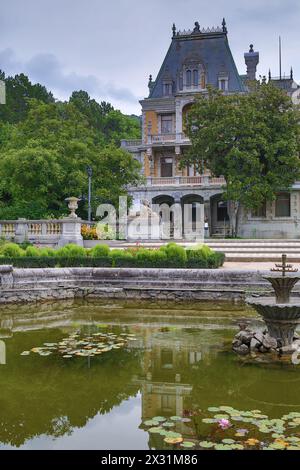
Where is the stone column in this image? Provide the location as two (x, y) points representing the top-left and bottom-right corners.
(58, 197), (83, 247)
(15, 219), (28, 244)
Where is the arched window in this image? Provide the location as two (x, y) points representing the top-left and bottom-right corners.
(193, 69), (199, 86)
(186, 70), (192, 87)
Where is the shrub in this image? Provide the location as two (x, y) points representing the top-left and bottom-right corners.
(55, 244), (86, 257)
(81, 224), (98, 240)
(164, 243), (187, 268)
(39, 247), (55, 257)
(89, 244), (110, 258)
(110, 249), (134, 267)
(207, 252), (225, 268)
(25, 246), (41, 257)
(0, 243), (24, 257)
(186, 249), (207, 268)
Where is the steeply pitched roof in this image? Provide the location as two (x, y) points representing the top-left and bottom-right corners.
(149, 23), (246, 98)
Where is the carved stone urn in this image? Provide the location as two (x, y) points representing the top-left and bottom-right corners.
(65, 197), (80, 218)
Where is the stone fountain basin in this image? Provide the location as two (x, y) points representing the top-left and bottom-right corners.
(247, 297), (300, 321)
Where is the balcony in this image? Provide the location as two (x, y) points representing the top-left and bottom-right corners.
(148, 133), (190, 145)
(146, 176), (226, 187)
(121, 139), (142, 151)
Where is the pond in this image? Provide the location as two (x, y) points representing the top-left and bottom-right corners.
(1, 299), (300, 451)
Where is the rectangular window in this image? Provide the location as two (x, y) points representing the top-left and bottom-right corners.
(275, 192), (291, 217)
(161, 115), (173, 134)
(161, 157), (173, 177)
(252, 201), (266, 218)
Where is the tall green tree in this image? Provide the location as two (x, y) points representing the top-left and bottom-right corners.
(0, 100), (142, 219)
(182, 84), (300, 236)
(69, 90), (141, 146)
(0, 71), (54, 123)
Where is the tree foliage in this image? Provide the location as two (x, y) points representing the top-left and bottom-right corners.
(0, 97), (142, 219)
(182, 84), (300, 234)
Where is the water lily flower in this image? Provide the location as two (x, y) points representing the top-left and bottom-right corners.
(245, 438), (260, 446)
(236, 428), (249, 435)
(218, 419), (231, 429)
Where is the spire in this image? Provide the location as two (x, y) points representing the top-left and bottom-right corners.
(291, 67), (294, 80)
(172, 23), (176, 37)
(268, 69), (271, 81)
(222, 18), (227, 33)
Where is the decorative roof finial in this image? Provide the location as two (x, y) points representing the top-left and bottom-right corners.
(291, 67), (294, 80)
(268, 69), (272, 81)
(172, 23), (176, 37)
(249, 44), (254, 53)
(222, 18), (227, 33)
(193, 21), (200, 33)
(148, 74), (153, 89)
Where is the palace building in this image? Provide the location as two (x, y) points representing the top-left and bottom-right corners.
(122, 20), (300, 238)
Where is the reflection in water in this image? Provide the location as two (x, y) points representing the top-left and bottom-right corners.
(0, 299), (299, 450)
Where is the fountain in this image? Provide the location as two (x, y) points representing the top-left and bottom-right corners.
(233, 255), (300, 355)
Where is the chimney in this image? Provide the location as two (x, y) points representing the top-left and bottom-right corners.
(244, 44), (259, 81)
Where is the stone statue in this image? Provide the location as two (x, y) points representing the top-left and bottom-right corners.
(193, 22), (200, 33)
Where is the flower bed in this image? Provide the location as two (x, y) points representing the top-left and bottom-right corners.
(0, 242), (225, 269)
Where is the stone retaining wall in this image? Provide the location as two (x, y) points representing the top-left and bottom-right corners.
(0, 265), (285, 304)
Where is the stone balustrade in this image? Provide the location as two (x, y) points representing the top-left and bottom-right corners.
(0, 218), (84, 247)
(146, 175), (226, 187)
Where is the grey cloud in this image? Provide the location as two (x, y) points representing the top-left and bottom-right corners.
(0, 49), (139, 106)
(0, 0), (299, 113)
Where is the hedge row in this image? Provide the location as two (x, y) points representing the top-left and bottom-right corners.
(0, 252), (225, 269)
(0, 242), (225, 269)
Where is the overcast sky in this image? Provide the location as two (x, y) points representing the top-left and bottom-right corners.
(0, 0), (299, 115)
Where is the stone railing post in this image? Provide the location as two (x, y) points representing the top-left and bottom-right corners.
(15, 219), (28, 243)
(58, 197), (83, 247)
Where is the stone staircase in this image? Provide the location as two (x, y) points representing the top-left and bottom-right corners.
(206, 239), (300, 262)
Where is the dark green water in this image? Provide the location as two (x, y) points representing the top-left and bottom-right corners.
(0, 299), (300, 450)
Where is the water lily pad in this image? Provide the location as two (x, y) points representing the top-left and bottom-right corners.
(214, 444), (232, 450)
(214, 414), (230, 420)
(164, 432), (182, 439)
(170, 416), (182, 421)
(162, 422), (175, 428)
(202, 418), (216, 424)
(148, 427), (164, 434)
(222, 439), (235, 444)
(232, 444), (244, 450)
(164, 437), (183, 445)
(144, 420), (157, 426)
(207, 407), (220, 412)
(199, 441), (214, 449)
(20, 351), (30, 356)
(180, 441), (196, 448)
(62, 355), (72, 358)
(152, 416), (166, 423)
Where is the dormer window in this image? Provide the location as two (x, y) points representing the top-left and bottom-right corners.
(182, 62), (206, 92)
(162, 77), (173, 96)
(218, 73), (229, 91)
